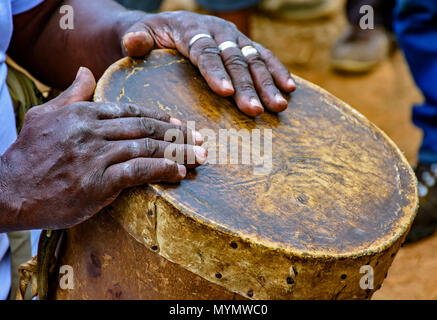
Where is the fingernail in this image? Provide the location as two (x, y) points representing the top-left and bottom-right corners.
(250, 98), (264, 113)
(177, 164), (186, 178)
(123, 32), (141, 46)
(222, 79), (234, 92)
(275, 93), (287, 105)
(133, 31), (148, 36)
(193, 131), (203, 145)
(194, 146), (207, 164)
(170, 117), (182, 125)
(287, 78), (296, 89)
(122, 32), (133, 44)
(75, 67), (85, 80)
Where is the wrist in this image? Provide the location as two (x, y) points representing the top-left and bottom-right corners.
(0, 154), (22, 232)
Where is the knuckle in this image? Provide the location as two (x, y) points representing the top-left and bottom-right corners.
(260, 77), (275, 88)
(70, 121), (95, 144)
(144, 138), (159, 157)
(123, 141), (139, 158)
(131, 159), (144, 179)
(124, 103), (140, 117)
(202, 63), (223, 75)
(236, 80), (256, 93)
(219, 18), (237, 31)
(71, 101), (90, 114)
(198, 45), (220, 58)
(151, 110), (169, 122)
(66, 103), (94, 120)
(104, 102), (122, 115)
(76, 129), (94, 144)
(263, 48), (274, 59)
(94, 142), (111, 156)
(255, 44), (272, 61)
(23, 107), (39, 123)
(247, 55), (265, 68)
(163, 159), (176, 173)
(82, 170), (105, 192)
(139, 118), (155, 136)
(224, 54), (248, 69)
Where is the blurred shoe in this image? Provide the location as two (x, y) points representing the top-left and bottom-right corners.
(331, 25), (394, 73)
(405, 162), (437, 243)
(259, 0), (342, 21)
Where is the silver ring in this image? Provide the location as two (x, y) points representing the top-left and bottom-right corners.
(218, 41), (238, 53)
(188, 33), (212, 53)
(241, 45), (258, 57)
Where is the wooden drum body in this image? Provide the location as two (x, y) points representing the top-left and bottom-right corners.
(50, 50), (417, 300)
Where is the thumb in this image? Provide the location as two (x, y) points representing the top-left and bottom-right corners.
(122, 24), (155, 58)
(49, 67), (96, 108)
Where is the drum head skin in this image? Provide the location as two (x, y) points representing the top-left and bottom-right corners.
(71, 49), (417, 299)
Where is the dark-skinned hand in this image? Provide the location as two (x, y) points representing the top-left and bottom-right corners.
(120, 11), (296, 116)
(0, 67), (206, 232)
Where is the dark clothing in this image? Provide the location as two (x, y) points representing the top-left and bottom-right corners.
(347, 0), (396, 30)
(394, 0), (437, 163)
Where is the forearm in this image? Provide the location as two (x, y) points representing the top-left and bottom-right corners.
(9, 0), (144, 89)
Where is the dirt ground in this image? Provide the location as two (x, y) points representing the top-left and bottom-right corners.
(249, 4), (437, 300)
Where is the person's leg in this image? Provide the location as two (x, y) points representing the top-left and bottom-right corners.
(394, 0), (437, 242)
(196, 0), (260, 36)
(331, 0), (396, 73)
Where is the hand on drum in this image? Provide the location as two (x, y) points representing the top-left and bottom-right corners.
(121, 11), (296, 117)
(0, 67), (206, 231)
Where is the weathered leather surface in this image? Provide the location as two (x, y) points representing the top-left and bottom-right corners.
(52, 49), (417, 300)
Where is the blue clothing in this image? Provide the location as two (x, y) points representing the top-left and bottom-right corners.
(394, 0), (437, 163)
(0, 0), (43, 300)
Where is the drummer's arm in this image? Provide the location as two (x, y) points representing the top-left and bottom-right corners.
(9, 0), (295, 117)
(9, 0), (130, 89)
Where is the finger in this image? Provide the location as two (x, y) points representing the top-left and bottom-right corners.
(98, 117), (203, 145)
(189, 36), (234, 96)
(95, 102), (181, 124)
(104, 158), (187, 189)
(238, 38), (288, 113)
(216, 37), (264, 117)
(253, 43), (296, 93)
(122, 23), (155, 58)
(106, 139), (207, 168)
(41, 67), (96, 114)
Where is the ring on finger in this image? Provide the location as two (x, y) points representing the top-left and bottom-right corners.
(188, 33), (213, 54)
(241, 45), (259, 58)
(218, 41), (238, 53)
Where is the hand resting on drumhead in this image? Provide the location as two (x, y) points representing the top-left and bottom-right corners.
(0, 67), (206, 232)
(3, 0), (293, 232)
(121, 11), (296, 116)
(10, 1), (296, 118)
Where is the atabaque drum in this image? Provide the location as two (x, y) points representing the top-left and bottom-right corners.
(49, 49), (417, 300)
